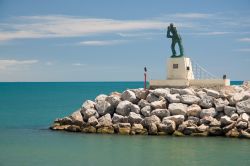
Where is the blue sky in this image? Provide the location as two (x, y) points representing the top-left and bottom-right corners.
(0, 0), (250, 81)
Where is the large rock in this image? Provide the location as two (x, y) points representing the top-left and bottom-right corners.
(151, 109), (170, 119)
(187, 104), (201, 117)
(173, 131), (184, 136)
(197, 91), (207, 99)
(148, 123), (158, 135)
(200, 116), (214, 125)
(138, 99), (150, 108)
(81, 100), (96, 110)
(200, 108), (216, 118)
(240, 113), (249, 122)
(205, 89), (220, 98)
(146, 93), (159, 103)
(150, 98), (167, 109)
(162, 115), (184, 126)
(121, 90), (138, 103)
(82, 125), (96, 133)
(105, 95), (121, 108)
(130, 104), (140, 114)
(236, 99), (250, 114)
(65, 125), (81, 132)
(112, 113), (128, 124)
(199, 95), (214, 108)
(236, 121), (248, 130)
(95, 94), (108, 103)
(179, 88), (195, 95)
(188, 116), (200, 125)
(95, 100), (114, 116)
(54, 117), (73, 125)
(142, 115), (161, 128)
(132, 88), (149, 100)
(214, 98), (229, 112)
(70, 110), (84, 124)
(209, 118), (221, 127)
(240, 130), (250, 139)
(177, 120), (197, 134)
(128, 112), (143, 124)
(141, 106), (151, 117)
(231, 113), (239, 121)
(117, 123), (131, 135)
(183, 126), (197, 135)
(110, 92), (121, 98)
(161, 119), (176, 133)
(229, 92), (249, 106)
(50, 124), (70, 131)
(168, 103), (187, 115)
(180, 95), (200, 105)
(131, 124), (147, 135)
(165, 93), (181, 103)
(83, 109), (99, 121)
(96, 114), (112, 127)
(170, 88), (181, 94)
(224, 106), (236, 117)
(222, 122), (236, 133)
(220, 116), (233, 126)
(150, 88), (170, 97)
(209, 127), (222, 136)
(87, 116), (98, 126)
(226, 128), (240, 138)
(197, 124), (209, 133)
(97, 126), (114, 134)
(116, 101), (140, 116)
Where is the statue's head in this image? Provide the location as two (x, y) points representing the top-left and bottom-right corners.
(170, 23), (174, 28)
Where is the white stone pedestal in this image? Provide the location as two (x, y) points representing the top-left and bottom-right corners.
(167, 57), (194, 80)
(149, 56), (230, 89)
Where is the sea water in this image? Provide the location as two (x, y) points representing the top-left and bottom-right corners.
(0, 82), (249, 166)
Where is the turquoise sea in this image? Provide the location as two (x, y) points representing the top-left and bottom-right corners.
(0, 82), (249, 166)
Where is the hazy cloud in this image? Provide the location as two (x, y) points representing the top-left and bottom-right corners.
(171, 13), (213, 19)
(72, 63), (86, 66)
(186, 31), (230, 36)
(78, 40), (126, 46)
(0, 15), (169, 41)
(238, 37), (250, 42)
(0, 59), (38, 70)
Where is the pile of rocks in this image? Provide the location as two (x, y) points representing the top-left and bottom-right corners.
(50, 86), (250, 139)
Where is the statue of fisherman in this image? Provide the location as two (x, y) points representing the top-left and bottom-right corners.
(167, 23), (184, 57)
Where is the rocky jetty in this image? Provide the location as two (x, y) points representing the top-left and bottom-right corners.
(50, 85), (250, 139)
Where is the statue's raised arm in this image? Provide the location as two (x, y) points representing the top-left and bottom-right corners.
(166, 23), (184, 57)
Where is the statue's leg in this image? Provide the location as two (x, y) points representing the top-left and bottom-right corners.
(171, 41), (176, 56)
(178, 40), (184, 56)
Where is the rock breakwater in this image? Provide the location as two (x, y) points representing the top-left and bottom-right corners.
(50, 85), (250, 139)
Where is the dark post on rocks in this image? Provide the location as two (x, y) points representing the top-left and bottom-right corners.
(144, 67), (147, 90)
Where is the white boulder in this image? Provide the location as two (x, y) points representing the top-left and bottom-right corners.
(180, 95), (200, 104)
(121, 90), (137, 103)
(168, 103), (187, 115)
(200, 108), (216, 118)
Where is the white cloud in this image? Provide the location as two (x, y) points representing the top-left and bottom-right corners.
(0, 15), (169, 41)
(186, 31), (230, 36)
(72, 63), (86, 66)
(0, 59), (38, 70)
(0, 13), (243, 42)
(78, 40), (126, 46)
(45, 61), (53, 65)
(117, 32), (163, 37)
(238, 38), (250, 42)
(171, 13), (213, 19)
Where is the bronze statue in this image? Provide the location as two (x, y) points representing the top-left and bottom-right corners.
(167, 23), (184, 57)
